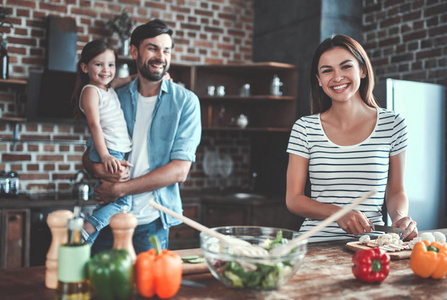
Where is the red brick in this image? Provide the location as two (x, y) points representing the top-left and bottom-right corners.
(71, 8), (97, 18)
(144, 2), (167, 10)
(6, 0), (36, 8)
(59, 164), (71, 171)
(53, 173), (73, 180)
(36, 155), (64, 161)
(67, 155), (83, 162)
(39, 2), (67, 13)
(20, 173), (49, 180)
(27, 164), (39, 171)
(2, 154), (31, 161)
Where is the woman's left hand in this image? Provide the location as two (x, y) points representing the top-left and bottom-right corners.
(392, 217), (418, 240)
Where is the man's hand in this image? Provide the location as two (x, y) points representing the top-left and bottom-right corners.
(94, 179), (121, 205)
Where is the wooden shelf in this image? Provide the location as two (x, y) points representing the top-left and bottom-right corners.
(203, 127), (291, 132)
(0, 116), (27, 122)
(0, 79), (27, 86)
(199, 95), (296, 101)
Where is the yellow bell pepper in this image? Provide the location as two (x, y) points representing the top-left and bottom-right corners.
(410, 240), (447, 279)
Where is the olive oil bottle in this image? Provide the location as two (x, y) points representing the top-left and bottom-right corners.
(55, 208), (90, 300)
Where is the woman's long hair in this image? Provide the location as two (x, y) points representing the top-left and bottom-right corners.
(71, 40), (117, 119)
(310, 34), (379, 114)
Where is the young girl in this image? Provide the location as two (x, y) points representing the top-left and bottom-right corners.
(286, 34), (418, 242)
(72, 40), (133, 245)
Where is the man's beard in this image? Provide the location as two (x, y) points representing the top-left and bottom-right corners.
(136, 56), (169, 82)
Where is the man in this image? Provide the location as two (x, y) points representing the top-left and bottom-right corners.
(83, 19), (201, 255)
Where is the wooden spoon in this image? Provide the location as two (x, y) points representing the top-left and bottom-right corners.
(148, 201), (269, 257)
(270, 190), (377, 256)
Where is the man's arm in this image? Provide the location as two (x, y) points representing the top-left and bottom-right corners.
(94, 159), (191, 204)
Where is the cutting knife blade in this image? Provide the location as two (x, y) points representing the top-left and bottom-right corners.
(181, 279), (206, 288)
(371, 224), (409, 234)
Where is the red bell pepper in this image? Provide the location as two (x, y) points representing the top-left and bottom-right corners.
(352, 248), (390, 282)
(135, 235), (182, 299)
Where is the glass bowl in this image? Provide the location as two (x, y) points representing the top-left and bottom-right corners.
(200, 226), (307, 291)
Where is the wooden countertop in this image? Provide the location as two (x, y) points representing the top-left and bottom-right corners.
(2, 229), (447, 299)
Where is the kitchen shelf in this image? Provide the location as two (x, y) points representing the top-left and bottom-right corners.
(0, 79), (27, 86)
(0, 116), (27, 122)
(199, 95), (296, 101)
(204, 127), (291, 132)
(193, 62), (298, 131)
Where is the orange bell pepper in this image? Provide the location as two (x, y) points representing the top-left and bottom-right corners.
(410, 240), (447, 279)
(135, 235), (182, 299)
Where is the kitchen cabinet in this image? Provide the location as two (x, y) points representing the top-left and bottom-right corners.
(118, 56), (298, 131)
(0, 208), (30, 268)
(200, 195), (302, 231)
(168, 198), (201, 250)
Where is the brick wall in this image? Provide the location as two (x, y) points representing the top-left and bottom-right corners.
(363, 0), (447, 205)
(363, 0), (447, 87)
(0, 0), (253, 195)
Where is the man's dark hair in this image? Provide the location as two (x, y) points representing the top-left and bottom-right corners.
(130, 19), (174, 48)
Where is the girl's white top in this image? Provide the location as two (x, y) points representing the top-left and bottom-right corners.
(80, 84), (132, 153)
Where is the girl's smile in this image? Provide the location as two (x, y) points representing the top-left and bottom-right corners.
(81, 49), (116, 90)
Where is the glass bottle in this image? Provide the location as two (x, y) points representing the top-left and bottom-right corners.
(56, 214), (90, 300)
(270, 74), (283, 96)
(0, 42), (8, 80)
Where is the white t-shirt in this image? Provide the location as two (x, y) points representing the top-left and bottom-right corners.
(127, 94), (159, 223)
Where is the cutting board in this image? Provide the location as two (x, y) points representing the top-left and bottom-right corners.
(174, 248), (209, 274)
(346, 241), (411, 260)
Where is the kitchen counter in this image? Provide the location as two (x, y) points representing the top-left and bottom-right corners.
(2, 229), (447, 300)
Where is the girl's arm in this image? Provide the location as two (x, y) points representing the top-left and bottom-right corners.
(286, 154), (371, 236)
(109, 74), (138, 89)
(385, 151), (418, 240)
(81, 87), (122, 173)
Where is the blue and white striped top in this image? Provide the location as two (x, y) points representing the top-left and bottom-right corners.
(287, 108), (408, 242)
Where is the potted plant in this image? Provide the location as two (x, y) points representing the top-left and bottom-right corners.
(106, 9), (136, 56)
(0, 7), (13, 79)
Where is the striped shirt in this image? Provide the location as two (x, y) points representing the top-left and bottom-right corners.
(80, 85), (132, 153)
(287, 108), (408, 242)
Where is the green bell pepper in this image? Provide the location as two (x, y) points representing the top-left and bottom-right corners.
(87, 249), (134, 300)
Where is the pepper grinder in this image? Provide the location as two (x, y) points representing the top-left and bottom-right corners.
(45, 210), (74, 289)
(110, 211), (137, 262)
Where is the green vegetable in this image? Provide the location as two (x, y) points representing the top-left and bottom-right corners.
(221, 260), (290, 290)
(181, 255), (206, 264)
(87, 249), (134, 300)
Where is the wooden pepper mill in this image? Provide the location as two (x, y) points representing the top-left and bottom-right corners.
(45, 210), (74, 289)
(110, 212), (137, 261)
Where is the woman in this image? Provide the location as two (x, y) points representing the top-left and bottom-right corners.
(286, 34), (418, 242)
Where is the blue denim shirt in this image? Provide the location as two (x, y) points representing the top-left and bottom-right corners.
(116, 77), (201, 228)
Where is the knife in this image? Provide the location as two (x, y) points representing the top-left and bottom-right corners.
(181, 279), (206, 288)
(371, 224), (409, 234)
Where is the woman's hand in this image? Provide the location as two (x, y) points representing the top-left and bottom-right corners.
(392, 216), (418, 241)
(337, 210), (371, 236)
